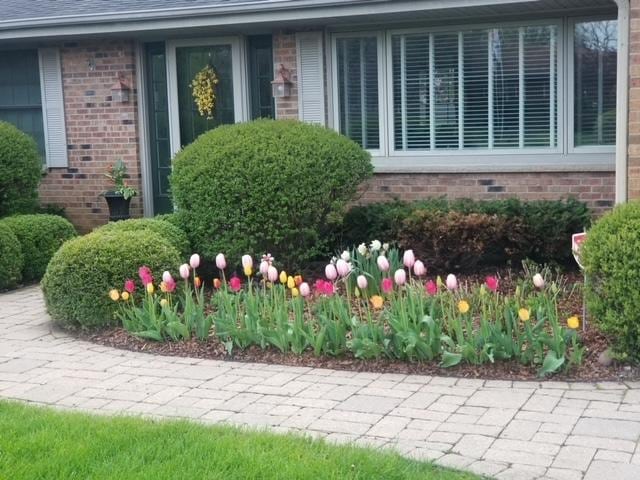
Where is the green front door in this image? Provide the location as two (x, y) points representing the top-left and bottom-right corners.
(176, 45), (235, 146)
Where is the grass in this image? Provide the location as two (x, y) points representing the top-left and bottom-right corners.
(0, 400), (479, 480)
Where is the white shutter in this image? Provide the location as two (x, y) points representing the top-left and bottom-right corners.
(296, 32), (326, 125)
(38, 48), (68, 168)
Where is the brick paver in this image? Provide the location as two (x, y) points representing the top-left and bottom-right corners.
(1, 286), (640, 479)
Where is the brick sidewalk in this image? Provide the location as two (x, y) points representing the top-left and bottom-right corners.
(1, 286), (640, 479)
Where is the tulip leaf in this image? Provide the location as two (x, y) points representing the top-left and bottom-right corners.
(539, 351), (565, 377)
(440, 351), (462, 368)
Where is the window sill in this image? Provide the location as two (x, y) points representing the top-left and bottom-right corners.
(371, 153), (615, 174)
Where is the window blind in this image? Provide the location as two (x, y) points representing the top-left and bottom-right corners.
(391, 24), (559, 152)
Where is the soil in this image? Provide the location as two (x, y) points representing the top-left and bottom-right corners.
(80, 268), (640, 382)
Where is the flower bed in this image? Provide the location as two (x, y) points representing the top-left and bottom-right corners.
(106, 242), (587, 378)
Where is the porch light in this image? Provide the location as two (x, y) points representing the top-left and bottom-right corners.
(111, 72), (130, 103)
(271, 64), (293, 98)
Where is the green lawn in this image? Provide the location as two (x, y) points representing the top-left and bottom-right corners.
(0, 401), (479, 480)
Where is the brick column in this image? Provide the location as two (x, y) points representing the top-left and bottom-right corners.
(273, 31), (299, 120)
(39, 40), (142, 233)
(629, 1), (640, 199)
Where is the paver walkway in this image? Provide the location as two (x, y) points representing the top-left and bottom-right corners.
(2, 287), (640, 479)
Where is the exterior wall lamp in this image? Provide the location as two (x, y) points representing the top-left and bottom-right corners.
(271, 63), (293, 98)
(111, 72), (131, 103)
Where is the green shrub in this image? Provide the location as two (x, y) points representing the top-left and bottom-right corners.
(339, 198), (591, 267)
(0, 223), (23, 289)
(582, 202), (640, 360)
(42, 230), (181, 329)
(0, 121), (42, 217)
(94, 218), (190, 256)
(171, 119), (373, 269)
(0, 214), (77, 282)
(398, 210), (526, 271)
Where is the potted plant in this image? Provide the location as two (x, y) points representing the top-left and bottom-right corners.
(103, 159), (137, 221)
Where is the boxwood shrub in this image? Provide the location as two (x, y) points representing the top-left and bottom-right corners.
(0, 223), (23, 290)
(0, 214), (77, 282)
(94, 218), (190, 256)
(0, 121), (42, 217)
(171, 119), (373, 269)
(339, 198), (590, 268)
(582, 202), (640, 360)
(42, 230), (181, 329)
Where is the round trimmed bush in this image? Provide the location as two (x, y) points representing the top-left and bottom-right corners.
(0, 214), (77, 282)
(42, 230), (181, 329)
(0, 223), (23, 290)
(94, 218), (190, 256)
(0, 121), (42, 217)
(583, 202), (640, 360)
(171, 119), (373, 268)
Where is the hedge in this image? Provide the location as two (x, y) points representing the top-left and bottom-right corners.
(0, 223), (23, 290)
(94, 218), (190, 256)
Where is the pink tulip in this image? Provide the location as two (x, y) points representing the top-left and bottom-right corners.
(164, 277), (176, 293)
(446, 274), (458, 290)
(189, 254), (200, 269)
(533, 273), (545, 289)
(124, 279), (135, 294)
(267, 265), (278, 283)
(138, 266), (153, 286)
(336, 259), (351, 277)
(259, 260), (269, 276)
(241, 255), (253, 269)
(377, 255), (390, 272)
(215, 253), (226, 270)
(485, 275), (499, 292)
(229, 276), (242, 292)
(403, 250), (416, 269)
(357, 275), (368, 290)
(381, 277), (393, 294)
(299, 282), (311, 298)
(394, 269), (406, 286)
(413, 260), (426, 277)
(425, 280), (437, 296)
(162, 271), (173, 284)
(179, 264), (190, 280)
(325, 264), (338, 281)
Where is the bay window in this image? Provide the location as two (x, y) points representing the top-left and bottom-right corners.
(332, 17), (617, 163)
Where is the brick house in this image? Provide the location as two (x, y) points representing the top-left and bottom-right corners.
(0, 0), (632, 231)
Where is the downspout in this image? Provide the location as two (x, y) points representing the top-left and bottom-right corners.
(615, 0), (630, 204)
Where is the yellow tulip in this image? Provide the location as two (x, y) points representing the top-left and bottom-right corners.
(160, 298), (169, 308)
(370, 295), (384, 310)
(287, 276), (295, 289)
(121, 291), (130, 301)
(279, 271), (287, 284)
(109, 289), (120, 302)
(146, 283), (155, 295)
(291, 287), (300, 297)
(518, 308), (530, 322)
(458, 300), (470, 314)
(567, 316), (580, 329)
(244, 265), (253, 277)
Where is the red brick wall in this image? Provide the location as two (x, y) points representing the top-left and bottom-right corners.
(630, 1), (640, 200)
(359, 172), (615, 215)
(273, 31), (299, 120)
(39, 40), (142, 233)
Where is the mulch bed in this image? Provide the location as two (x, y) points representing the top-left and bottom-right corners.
(80, 268), (640, 382)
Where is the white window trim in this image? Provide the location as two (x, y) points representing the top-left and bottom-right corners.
(328, 16), (616, 171)
(165, 36), (248, 157)
(330, 31), (386, 157)
(567, 15), (618, 155)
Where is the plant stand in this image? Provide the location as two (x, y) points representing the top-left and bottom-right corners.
(103, 191), (131, 222)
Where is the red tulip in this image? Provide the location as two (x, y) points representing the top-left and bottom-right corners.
(425, 280), (437, 296)
(124, 279), (135, 293)
(485, 275), (499, 292)
(229, 276), (242, 292)
(381, 277), (393, 294)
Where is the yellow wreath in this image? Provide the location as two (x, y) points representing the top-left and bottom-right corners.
(190, 65), (219, 120)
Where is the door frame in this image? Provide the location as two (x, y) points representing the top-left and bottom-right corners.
(166, 36), (249, 157)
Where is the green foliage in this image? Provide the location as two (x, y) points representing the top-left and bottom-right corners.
(42, 230), (181, 329)
(0, 223), (23, 290)
(0, 400), (480, 480)
(0, 214), (76, 282)
(583, 201), (640, 360)
(0, 121), (42, 217)
(339, 198), (591, 268)
(94, 218), (190, 256)
(171, 119), (373, 269)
